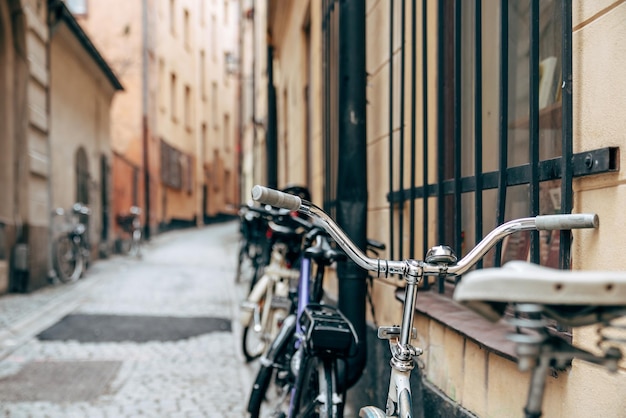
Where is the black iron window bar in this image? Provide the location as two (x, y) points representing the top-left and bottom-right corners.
(386, 0), (619, 294)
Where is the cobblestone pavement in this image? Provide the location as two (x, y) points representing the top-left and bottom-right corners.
(0, 221), (257, 417)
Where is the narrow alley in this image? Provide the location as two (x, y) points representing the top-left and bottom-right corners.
(0, 221), (254, 417)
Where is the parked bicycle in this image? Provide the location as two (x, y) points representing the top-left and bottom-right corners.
(454, 261), (626, 418)
(236, 203), (272, 287)
(250, 185), (599, 418)
(247, 220), (356, 418)
(240, 206), (312, 362)
(52, 202), (91, 283)
(237, 186), (312, 290)
(116, 206), (143, 258)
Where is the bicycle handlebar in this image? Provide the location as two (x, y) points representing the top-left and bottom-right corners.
(251, 185), (599, 279)
(251, 185), (302, 211)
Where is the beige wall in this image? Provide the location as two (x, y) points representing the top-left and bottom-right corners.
(268, 0), (324, 205)
(391, 2), (626, 417)
(265, 0), (626, 416)
(49, 22), (116, 253)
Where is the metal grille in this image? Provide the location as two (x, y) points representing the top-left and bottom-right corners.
(320, 0), (617, 296)
(383, 0), (617, 293)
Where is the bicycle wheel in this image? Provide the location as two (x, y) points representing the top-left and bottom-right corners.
(236, 239), (258, 284)
(128, 228), (142, 258)
(53, 235), (84, 283)
(250, 363), (292, 418)
(248, 347), (294, 418)
(242, 293), (269, 362)
(292, 355), (342, 418)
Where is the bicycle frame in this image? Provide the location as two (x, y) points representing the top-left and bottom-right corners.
(251, 184), (599, 418)
(241, 243), (299, 355)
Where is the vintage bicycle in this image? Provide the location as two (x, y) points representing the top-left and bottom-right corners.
(116, 205), (142, 258)
(52, 202), (91, 283)
(250, 185), (599, 418)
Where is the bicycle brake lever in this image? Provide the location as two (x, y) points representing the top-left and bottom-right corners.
(378, 326), (417, 340)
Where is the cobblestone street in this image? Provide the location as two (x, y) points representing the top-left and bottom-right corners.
(0, 221), (255, 417)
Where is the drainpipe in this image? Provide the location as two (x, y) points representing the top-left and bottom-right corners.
(336, 0), (367, 388)
(266, 45), (278, 189)
(141, 0), (151, 239)
(46, 7), (57, 282)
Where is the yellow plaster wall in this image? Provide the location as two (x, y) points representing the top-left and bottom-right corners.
(270, 0), (626, 416)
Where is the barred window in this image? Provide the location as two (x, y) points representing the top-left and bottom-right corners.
(323, 1), (617, 292)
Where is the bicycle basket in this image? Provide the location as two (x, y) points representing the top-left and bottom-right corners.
(299, 304), (358, 358)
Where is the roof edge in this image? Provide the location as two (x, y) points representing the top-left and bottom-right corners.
(49, 0), (124, 91)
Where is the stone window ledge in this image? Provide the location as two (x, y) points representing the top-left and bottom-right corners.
(396, 288), (519, 362)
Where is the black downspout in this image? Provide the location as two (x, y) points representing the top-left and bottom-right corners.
(266, 46), (278, 189)
(337, 0), (367, 388)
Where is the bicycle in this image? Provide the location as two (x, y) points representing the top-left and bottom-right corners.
(454, 261), (626, 418)
(247, 221), (357, 418)
(52, 202), (91, 283)
(236, 203), (272, 287)
(250, 185), (599, 418)
(240, 206), (312, 362)
(116, 206), (142, 258)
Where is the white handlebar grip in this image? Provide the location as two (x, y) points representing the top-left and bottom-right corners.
(535, 213), (599, 230)
(251, 185), (302, 211)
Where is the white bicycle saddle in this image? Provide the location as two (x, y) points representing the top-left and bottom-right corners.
(454, 261), (626, 326)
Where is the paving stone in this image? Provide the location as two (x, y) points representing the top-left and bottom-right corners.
(0, 222), (257, 418)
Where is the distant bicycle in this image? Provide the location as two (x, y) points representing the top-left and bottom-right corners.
(116, 206), (143, 258)
(52, 202), (91, 283)
(236, 203), (272, 287)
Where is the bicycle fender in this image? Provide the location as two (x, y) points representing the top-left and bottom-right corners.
(246, 314), (297, 414)
(240, 274), (271, 326)
(263, 314), (296, 361)
(359, 406), (387, 418)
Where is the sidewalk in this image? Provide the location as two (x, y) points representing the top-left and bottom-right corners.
(0, 221), (256, 417)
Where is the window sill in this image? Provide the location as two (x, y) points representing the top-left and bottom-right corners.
(396, 289), (519, 362)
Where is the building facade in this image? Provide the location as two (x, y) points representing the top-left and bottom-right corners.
(253, 0), (626, 416)
(75, 0), (241, 245)
(0, 0), (121, 293)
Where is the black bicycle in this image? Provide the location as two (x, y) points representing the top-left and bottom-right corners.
(116, 206), (142, 258)
(236, 203), (273, 288)
(247, 224), (355, 418)
(52, 203), (91, 283)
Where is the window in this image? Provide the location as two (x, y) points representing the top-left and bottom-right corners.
(223, 113), (230, 152)
(201, 123), (208, 162)
(160, 139), (182, 189)
(75, 147), (89, 205)
(200, 50), (206, 100)
(66, 0), (87, 15)
(170, 73), (177, 122)
(211, 15), (217, 62)
(158, 59), (165, 113)
(354, 1), (614, 298)
(212, 82), (218, 130)
(183, 9), (190, 50)
(169, 0), (176, 35)
(184, 85), (192, 130)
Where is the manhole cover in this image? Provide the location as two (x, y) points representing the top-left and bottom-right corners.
(0, 360), (121, 402)
(37, 314), (232, 343)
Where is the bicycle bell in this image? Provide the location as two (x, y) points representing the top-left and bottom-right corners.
(425, 245), (457, 265)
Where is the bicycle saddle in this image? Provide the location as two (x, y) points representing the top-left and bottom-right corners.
(454, 261), (626, 326)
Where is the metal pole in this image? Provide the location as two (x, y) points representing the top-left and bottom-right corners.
(142, 0), (151, 239)
(337, 0), (367, 388)
(266, 46), (278, 189)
